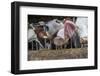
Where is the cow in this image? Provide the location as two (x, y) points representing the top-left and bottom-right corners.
(28, 23), (44, 50)
(80, 37), (88, 48)
(46, 18), (81, 49)
(63, 18), (81, 48)
(46, 19), (64, 49)
(46, 19), (64, 36)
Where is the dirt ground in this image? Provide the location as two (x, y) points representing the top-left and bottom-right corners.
(28, 48), (88, 61)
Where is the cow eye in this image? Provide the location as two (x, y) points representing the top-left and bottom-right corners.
(56, 20), (60, 23)
(46, 26), (49, 31)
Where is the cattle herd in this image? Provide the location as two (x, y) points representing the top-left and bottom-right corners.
(28, 17), (88, 51)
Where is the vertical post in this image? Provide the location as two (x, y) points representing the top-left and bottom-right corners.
(50, 40), (51, 50)
(64, 44), (66, 49)
(73, 17), (75, 23)
(32, 41), (33, 50)
(75, 40), (77, 48)
(36, 41), (38, 51)
(71, 38), (72, 50)
(56, 45), (57, 50)
(61, 45), (62, 50)
(45, 38), (46, 48)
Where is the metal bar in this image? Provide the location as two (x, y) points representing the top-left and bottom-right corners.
(71, 38), (72, 49)
(32, 41), (33, 50)
(56, 45), (57, 50)
(44, 38), (46, 48)
(36, 41), (38, 50)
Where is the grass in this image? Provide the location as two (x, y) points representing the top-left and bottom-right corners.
(28, 48), (88, 61)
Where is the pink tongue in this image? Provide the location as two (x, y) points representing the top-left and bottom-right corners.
(64, 21), (76, 38)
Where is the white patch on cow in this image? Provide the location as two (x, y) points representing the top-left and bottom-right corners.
(57, 28), (64, 39)
(46, 19), (64, 35)
(76, 17), (88, 37)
